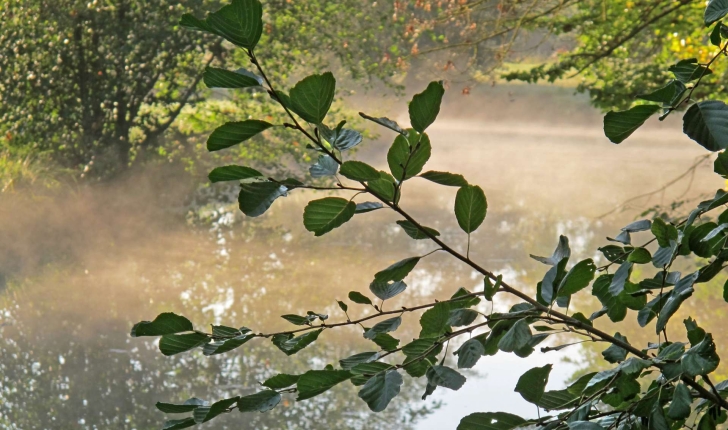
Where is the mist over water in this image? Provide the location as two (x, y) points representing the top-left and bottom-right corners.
(1, 85), (723, 429)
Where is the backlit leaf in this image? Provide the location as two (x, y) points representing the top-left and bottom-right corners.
(207, 120), (273, 151)
(303, 197), (356, 236)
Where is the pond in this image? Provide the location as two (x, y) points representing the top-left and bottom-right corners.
(0, 85), (722, 429)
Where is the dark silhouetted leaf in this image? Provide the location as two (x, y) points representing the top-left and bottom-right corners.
(363, 317), (402, 339)
(396, 220), (440, 240)
(159, 333), (209, 356)
(203, 67), (261, 89)
(604, 104), (660, 143)
(374, 257), (420, 283)
(358, 370), (403, 412)
(238, 182), (287, 217)
(262, 374), (300, 389)
(208, 165), (263, 183)
(131, 313), (193, 337)
(387, 130), (432, 180)
(683, 101), (728, 151)
(409, 81), (445, 133)
(289, 72), (336, 124)
(515, 364), (552, 404)
(419, 170), (468, 187)
(296, 369), (352, 400)
(207, 120), (273, 152)
(455, 185), (487, 233)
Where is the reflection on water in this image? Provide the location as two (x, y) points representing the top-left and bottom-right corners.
(1, 86), (724, 429)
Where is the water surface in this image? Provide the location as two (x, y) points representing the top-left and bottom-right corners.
(1, 86), (723, 429)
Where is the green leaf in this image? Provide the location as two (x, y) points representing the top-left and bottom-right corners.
(556, 259), (596, 297)
(281, 314), (310, 326)
(374, 257), (420, 283)
(367, 172), (397, 202)
(339, 352), (380, 370)
(402, 338), (439, 356)
(131, 313), (193, 337)
(319, 123), (363, 151)
(540, 258), (568, 304)
(711, 21), (725, 46)
(156, 398), (206, 414)
(667, 382), (692, 419)
(670, 58), (713, 83)
(159, 333), (209, 356)
(350, 362), (395, 386)
(638, 80), (686, 105)
(262, 374), (300, 390)
(409, 81), (445, 133)
(419, 170), (468, 187)
(531, 235), (571, 266)
(237, 391), (281, 413)
(369, 333), (400, 351)
(238, 182), (287, 217)
(454, 185), (487, 233)
(363, 316), (402, 339)
(419, 302), (451, 338)
(296, 369), (352, 400)
(202, 334), (253, 356)
(498, 319), (532, 353)
(698, 412), (717, 430)
(289, 72), (336, 124)
(656, 272), (699, 333)
(369, 281), (407, 301)
(455, 338), (485, 369)
(208, 165), (263, 183)
(162, 418), (197, 430)
(568, 423), (606, 430)
(457, 412), (527, 430)
(355, 202), (384, 214)
(603, 104), (660, 144)
(628, 247), (652, 264)
(207, 120), (273, 152)
(652, 218), (677, 248)
(181, 0), (263, 49)
(447, 309), (479, 327)
(592, 275), (627, 322)
(682, 333), (720, 377)
(303, 197), (356, 236)
(348, 291), (373, 305)
(609, 262), (633, 296)
(203, 67), (261, 89)
(271, 329), (322, 356)
(684, 101), (728, 152)
(358, 112), (406, 135)
(426, 365), (466, 390)
(396, 220), (440, 240)
(601, 333), (629, 363)
(515, 364), (552, 404)
(715, 151), (728, 177)
(339, 161), (380, 181)
(357, 370), (403, 412)
(210, 325), (245, 338)
(483, 275), (502, 301)
(192, 396), (239, 423)
(706, 0), (728, 26)
(387, 130), (432, 180)
(309, 155), (338, 178)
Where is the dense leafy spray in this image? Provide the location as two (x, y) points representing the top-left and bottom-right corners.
(132, 1), (728, 429)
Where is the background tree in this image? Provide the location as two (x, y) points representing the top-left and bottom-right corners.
(0, 0), (406, 179)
